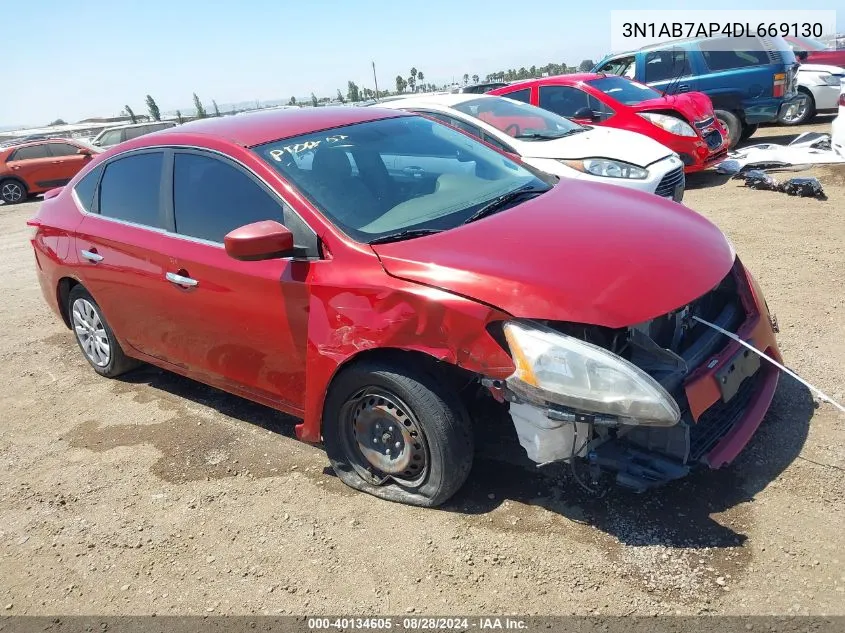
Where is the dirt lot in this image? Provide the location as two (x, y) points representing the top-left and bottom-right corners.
(1, 120), (843, 617)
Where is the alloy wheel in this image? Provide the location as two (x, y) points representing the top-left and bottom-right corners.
(1, 182), (23, 203)
(71, 298), (111, 367)
(780, 95), (810, 124)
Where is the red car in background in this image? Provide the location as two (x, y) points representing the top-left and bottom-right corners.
(785, 36), (845, 67)
(490, 74), (729, 173)
(1, 138), (100, 204)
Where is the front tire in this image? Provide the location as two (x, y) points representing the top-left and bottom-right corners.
(714, 110), (742, 148)
(0, 179), (27, 204)
(323, 359), (473, 507)
(68, 285), (139, 378)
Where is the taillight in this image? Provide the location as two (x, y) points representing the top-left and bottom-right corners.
(839, 92), (845, 107)
(773, 73), (786, 98)
(26, 219), (40, 242)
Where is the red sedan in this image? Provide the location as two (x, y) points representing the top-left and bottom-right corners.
(29, 108), (780, 505)
(785, 35), (845, 67)
(490, 74), (729, 173)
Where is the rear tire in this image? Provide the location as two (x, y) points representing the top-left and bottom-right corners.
(714, 110), (742, 148)
(323, 359), (474, 507)
(0, 179), (27, 204)
(779, 90), (815, 126)
(68, 285), (139, 378)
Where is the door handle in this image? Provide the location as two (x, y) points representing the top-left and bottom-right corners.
(51, 160), (62, 164)
(80, 249), (103, 263)
(166, 272), (198, 287)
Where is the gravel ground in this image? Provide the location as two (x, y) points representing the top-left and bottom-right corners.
(0, 120), (843, 616)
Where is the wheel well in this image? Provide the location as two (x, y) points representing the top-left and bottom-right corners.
(0, 176), (28, 191)
(57, 278), (80, 328)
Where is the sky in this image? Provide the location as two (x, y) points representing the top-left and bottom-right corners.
(4, 0), (842, 127)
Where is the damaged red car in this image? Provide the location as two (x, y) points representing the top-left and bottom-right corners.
(28, 108), (781, 506)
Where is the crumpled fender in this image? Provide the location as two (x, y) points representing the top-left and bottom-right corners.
(296, 281), (515, 442)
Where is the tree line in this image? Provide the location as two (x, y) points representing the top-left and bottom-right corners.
(47, 59), (599, 125)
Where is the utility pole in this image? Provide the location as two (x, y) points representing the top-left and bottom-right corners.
(372, 61), (380, 101)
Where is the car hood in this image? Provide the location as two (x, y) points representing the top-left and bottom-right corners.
(514, 126), (672, 167)
(371, 179), (735, 328)
(797, 63), (845, 74)
(626, 91), (716, 124)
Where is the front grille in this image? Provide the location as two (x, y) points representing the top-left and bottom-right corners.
(688, 369), (764, 461)
(704, 130), (723, 150)
(655, 166), (685, 198)
(695, 116), (715, 129)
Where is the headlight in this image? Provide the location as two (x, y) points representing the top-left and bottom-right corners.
(502, 321), (681, 427)
(820, 73), (843, 86)
(637, 112), (697, 137)
(560, 158), (648, 179)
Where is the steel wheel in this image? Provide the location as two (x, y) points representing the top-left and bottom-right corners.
(71, 298), (111, 367)
(1, 181), (24, 204)
(341, 388), (430, 487)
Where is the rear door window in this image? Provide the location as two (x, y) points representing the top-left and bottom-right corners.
(10, 145), (50, 160)
(98, 152), (164, 227)
(502, 88), (531, 103)
(173, 152), (285, 243)
(123, 126), (151, 141)
(48, 143), (82, 157)
(699, 38), (771, 70)
(97, 130), (123, 146)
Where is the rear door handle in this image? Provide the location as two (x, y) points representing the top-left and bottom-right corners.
(80, 249), (103, 263)
(166, 272), (198, 287)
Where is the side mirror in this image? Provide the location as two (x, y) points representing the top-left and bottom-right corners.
(224, 220), (296, 261)
(572, 106), (595, 120)
(796, 50), (808, 62)
(77, 148), (91, 155)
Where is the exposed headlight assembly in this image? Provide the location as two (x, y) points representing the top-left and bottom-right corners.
(560, 158), (648, 179)
(637, 112), (697, 137)
(502, 321), (681, 427)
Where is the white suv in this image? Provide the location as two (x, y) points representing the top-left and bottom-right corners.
(91, 121), (177, 149)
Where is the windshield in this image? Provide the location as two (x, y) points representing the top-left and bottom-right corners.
(587, 76), (662, 104)
(451, 97), (583, 139)
(254, 115), (548, 243)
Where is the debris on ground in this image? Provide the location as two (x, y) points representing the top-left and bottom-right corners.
(733, 171), (826, 199)
(717, 132), (845, 175)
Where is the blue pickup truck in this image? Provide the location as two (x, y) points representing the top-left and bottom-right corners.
(594, 36), (801, 147)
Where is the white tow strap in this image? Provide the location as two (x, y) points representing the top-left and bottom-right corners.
(692, 315), (845, 415)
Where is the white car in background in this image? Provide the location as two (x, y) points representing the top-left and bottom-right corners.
(377, 94), (685, 201)
(780, 64), (845, 125)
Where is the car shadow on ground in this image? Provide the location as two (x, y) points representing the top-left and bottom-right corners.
(444, 376), (815, 548)
(115, 365), (814, 549)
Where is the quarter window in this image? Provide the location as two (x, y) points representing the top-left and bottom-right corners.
(10, 145), (50, 160)
(699, 38), (770, 70)
(98, 152), (164, 227)
(173, 153), (284, 243)
(73, 165), (103, 213)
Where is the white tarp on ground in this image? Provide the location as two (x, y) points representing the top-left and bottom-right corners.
(717, 133), (845, 175)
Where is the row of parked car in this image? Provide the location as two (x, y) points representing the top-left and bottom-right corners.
(4, 34), (843, 207)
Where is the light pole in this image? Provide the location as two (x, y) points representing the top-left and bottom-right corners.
(372, 61), (380, 102)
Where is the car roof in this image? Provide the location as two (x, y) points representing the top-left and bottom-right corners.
(377, 93), (502, 110)
(150, 107), (410, 147)
(1, 137), (85, 152)
(499, 73), (603, 89)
